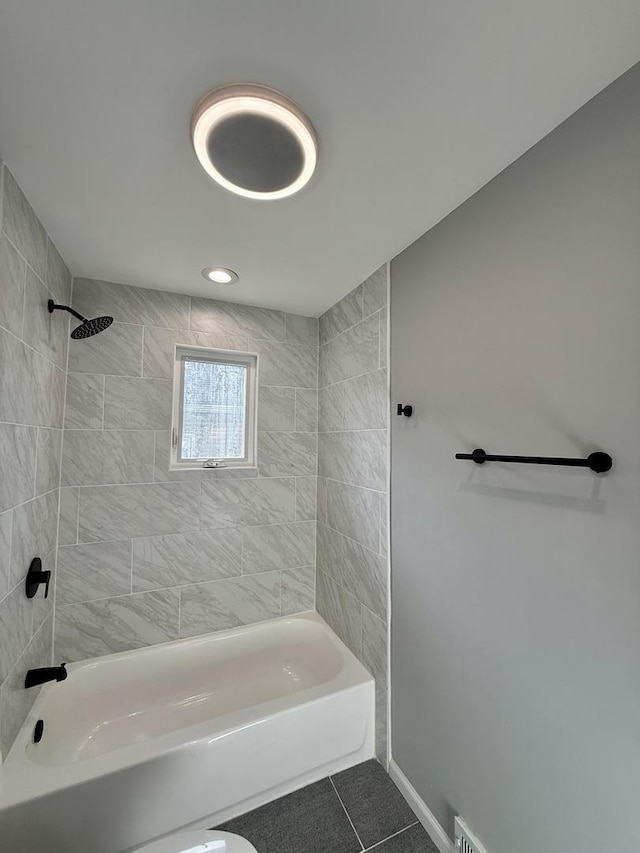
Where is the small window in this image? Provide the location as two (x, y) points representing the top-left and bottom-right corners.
(171, 346), (258, 469)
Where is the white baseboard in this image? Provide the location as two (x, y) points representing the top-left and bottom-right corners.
(389, 760), (455, 853)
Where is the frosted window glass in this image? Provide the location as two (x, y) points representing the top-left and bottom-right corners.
(180, 359), (247, 460)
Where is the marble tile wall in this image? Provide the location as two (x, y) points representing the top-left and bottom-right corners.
(55, 278), (318, 663)
(0, 161), (71, 758)
(316, 265), (390, 762)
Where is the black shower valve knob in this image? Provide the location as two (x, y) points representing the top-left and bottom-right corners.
(25, 557), (51, 599)
(397, 403), (413, 417)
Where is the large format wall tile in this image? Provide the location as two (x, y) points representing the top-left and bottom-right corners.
(0, 614), (52, 759)
(285, 314), (318, 347)
(62, 429), (154, 486)
(142, 326), (249, 379)
(320, 314), (379, 387)
(242, 521), (315, 573)
(35, 428), (63, 496)
(56, 540), (132, 605)
(318, 430), (386, 491)
(68, 321), (143, 376)
(258, 432), (318, 477)
(361, 606), (387, 686)
(23, 267), (68, 368)
(320, 284), (363, 344)
(295, 476), (317, 521)
(180, 572), (281, 637)
(55, 590), (180, 662)
(1, 169), (47, 282)
(256, 341), (318, 388)
(0, 511), (12, 597)
(58, 487), (79, 546)
(103, 376), (172, 429)
(295, 389), (318, 432)
(0, 231), (26, 337)
(10, 489), (59, 588)
(362, 266), (387, 317)
(316, 570), (361, 656)
(0, 584), (33, 683)
(78, 482), (200, 542)
(190, 299), (285, 341)
(281, 565), (315, 615)
(326, 479), (381, 552)
(342, 369), (387, 430)
(64, 373), (104, 429)
(200, 478), (296, 527)
(132, 528), (242, 591)
(258, 386), (296, 431)
(0, 327), (55, 426)
(0, 423), (36, 513)
(73, 278), (191, 330)
(45, 238), (72, 304)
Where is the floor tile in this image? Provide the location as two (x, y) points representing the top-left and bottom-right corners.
(215, 777), (362, 853)
(331, 760), (417, 848)
(370, 823), (439, 853)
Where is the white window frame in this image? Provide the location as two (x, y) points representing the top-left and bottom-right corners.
(170, 345), (258, 471)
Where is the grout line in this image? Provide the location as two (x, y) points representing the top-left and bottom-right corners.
(363, 822), (420, 853)
(329, 777), (365, 851)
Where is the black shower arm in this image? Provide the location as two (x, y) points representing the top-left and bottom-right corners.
(48, 300), (86, 322)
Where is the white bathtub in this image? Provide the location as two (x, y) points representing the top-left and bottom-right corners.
(0, 612), (374, 853)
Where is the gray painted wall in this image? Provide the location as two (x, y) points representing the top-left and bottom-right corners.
(316, 266), (390, 760)
(55, 278), (318, 662)
(0, 163), (71, 758)
(390, 64), (640, 853)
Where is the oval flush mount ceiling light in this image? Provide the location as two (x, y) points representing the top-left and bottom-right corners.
(202, 266), (239, 285)
(191, 83), (317, 200)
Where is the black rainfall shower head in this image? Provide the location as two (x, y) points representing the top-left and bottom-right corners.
(48, 300), (114, 339)
(70, 316), (114, 339)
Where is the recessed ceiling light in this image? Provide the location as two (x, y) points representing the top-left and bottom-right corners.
(191, 83), (318, 200)
(202, 267), (239, 285)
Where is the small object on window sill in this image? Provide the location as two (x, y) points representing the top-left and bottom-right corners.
(203, 459), (226, 468)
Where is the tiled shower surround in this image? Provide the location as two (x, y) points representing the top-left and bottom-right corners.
(0, 166), (390, 760)
(55, 277), (320, 661)
(316, 268), (390, 759)
(0, 162), (71, 757)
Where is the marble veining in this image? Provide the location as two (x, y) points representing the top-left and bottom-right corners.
(190, 298), (285, 341)
(258, 431), (318, 477)
(67, 321), (143, 377)
(55, 590), (180, 662)
(56, 540), (132, 605)
(0, 231), (26, 337)
(1, 168), (48, 282)
(103, 376), (172, 430)
(180, 571), (281, 637)
(281, 565), (315, 615)
(242, 521), (316, 573)
(132, 528), (242, 591)
(0, 423), (37, 513)
(258, 386), (296, 431)
(255, 341), (318, 388)
(73, 278), (191, 330)
(64, 373), (105, 429)
(78, 482), (200, 542)
(142, 325), (249, 380)
(200, 477), (296, 528)
(326, 479), (381, 553)
(62, 429), (155, 486)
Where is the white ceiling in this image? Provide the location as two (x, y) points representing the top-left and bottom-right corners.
(0, 1), (638, 316)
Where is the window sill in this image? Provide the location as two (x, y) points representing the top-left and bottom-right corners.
(169, 464), (258, 473)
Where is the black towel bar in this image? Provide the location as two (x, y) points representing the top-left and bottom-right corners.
(455, 448), (612, 473)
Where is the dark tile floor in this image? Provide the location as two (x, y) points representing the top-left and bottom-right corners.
(216, 759), (439, 853)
